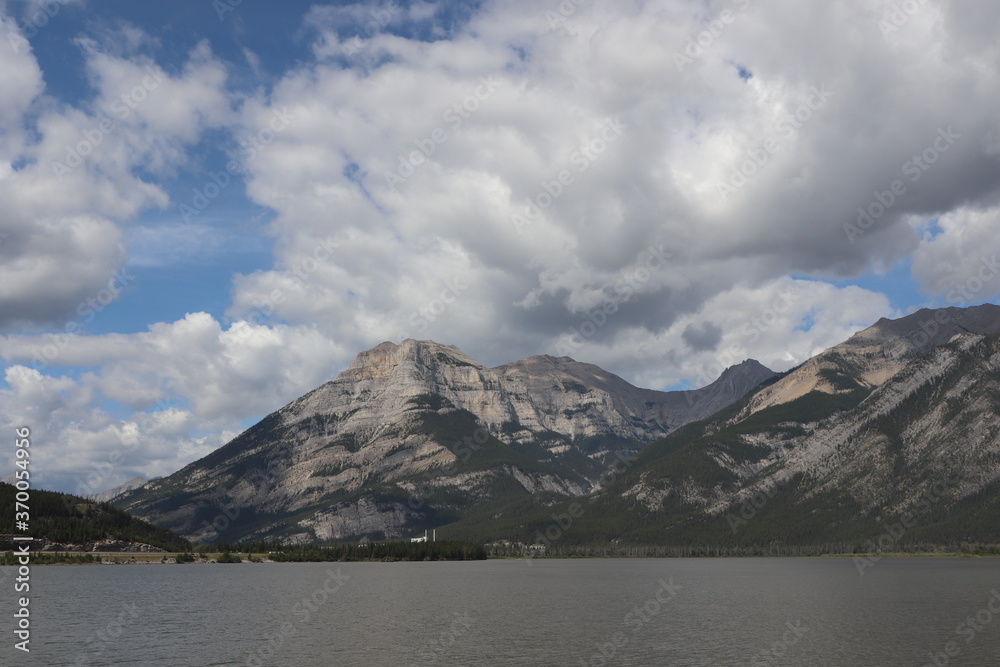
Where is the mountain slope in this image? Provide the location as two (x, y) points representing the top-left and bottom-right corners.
(0, 482), (191, 552)
(117, 340), (774, 544)
(742, 303), (1000, 416)
(564, 326), (1000, 548)
(86, 476), (148, 504)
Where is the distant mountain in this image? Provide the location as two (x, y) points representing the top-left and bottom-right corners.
(741, 304), (1000, 416)
(117, 340), (774, 544)
(86, 476), (148, 503)
(503, 305), (1000, 551)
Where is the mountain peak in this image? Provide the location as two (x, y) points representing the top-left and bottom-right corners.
(743, 303), (1000, 416)
(121, 338), (777, 543)
(858, 303), (1000, 352)
(719, 359), (768, 375)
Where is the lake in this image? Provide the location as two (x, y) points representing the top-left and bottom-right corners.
(2, 557), (1000, 665)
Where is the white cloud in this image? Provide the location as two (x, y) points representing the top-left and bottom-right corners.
(0, 313), (352, 490)
(3, 0), (1000, 492)
(0, 20), (231, 331)
(911, 204), (1000, 302)
(223, 0), (1000, 372)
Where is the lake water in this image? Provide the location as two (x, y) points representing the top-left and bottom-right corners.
(2, 557), (1000, 666)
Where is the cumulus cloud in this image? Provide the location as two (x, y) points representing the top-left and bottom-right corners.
(228, 0), (1000, 368)
(682, 321), (723, 352)
(3, 0), (1000, 491)
(911, 204), (1000, 302)
(0, 21), (231, 331)
(0, 313), (350, 490)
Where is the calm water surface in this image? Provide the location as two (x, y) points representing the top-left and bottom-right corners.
(3, 557), (1000, 666)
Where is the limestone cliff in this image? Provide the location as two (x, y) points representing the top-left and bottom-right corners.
(118, 340), (774, 543)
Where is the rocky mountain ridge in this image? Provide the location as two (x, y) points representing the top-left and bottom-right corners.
(117, 341), (774, 543)
(741, 304), (1000, 416)
(545, 307), (1000, 549)
(118, 303), (1000, 550)
(86, 476), (148, 504)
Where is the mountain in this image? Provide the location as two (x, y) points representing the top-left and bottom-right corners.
(0, 482), (191, 552)
(86, 476), (148, 503)
(514, 305), (1000, 551)
(117, 340), (774, 544)
(741, 304), (1000, 415)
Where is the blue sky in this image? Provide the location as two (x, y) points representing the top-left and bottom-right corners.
(2, 0), (1000, 492)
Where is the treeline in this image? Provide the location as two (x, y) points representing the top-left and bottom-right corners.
(495, 542), (1000, 559)
(0, 482), (192, 552)
(0, 552), (99, 565)
(201, 540), (487, 562)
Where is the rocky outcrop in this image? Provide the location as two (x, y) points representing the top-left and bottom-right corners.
(37, 538), (165, 553)
(741, 303), (1000, 415)
(599, 309), (1000, 547)
(86, 477), (148, 504)
(119, 340), (774, 543)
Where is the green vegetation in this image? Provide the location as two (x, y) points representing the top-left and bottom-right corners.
(321, 433), (359, 452)
(0, 482), (191, 552)
(406, 393), (456, 411)
(268, 540), (487, 562)
(434, 352), (476, 367)
(0, 551), (98, 565)
(215, 551), (242, 563)
(311, 462), (349, 477)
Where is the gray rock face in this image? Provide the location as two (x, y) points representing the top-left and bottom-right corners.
(119, 340), (774, 543)
(602, 306), (1000, 546)
(742, 304), (1000, 415)
(293, 340), (774, 445)
(86, 477), (148, 504)
(733, 333), (1000, 514)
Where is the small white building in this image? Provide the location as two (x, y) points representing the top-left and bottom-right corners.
(410, 529), (436, 543)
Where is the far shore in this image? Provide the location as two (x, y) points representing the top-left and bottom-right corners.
(4, 550), (1000, 565)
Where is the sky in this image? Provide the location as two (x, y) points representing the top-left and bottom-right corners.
(1, 0), (1000, 495)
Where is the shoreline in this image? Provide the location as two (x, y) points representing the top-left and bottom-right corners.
(4, 551), (1000, 565)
